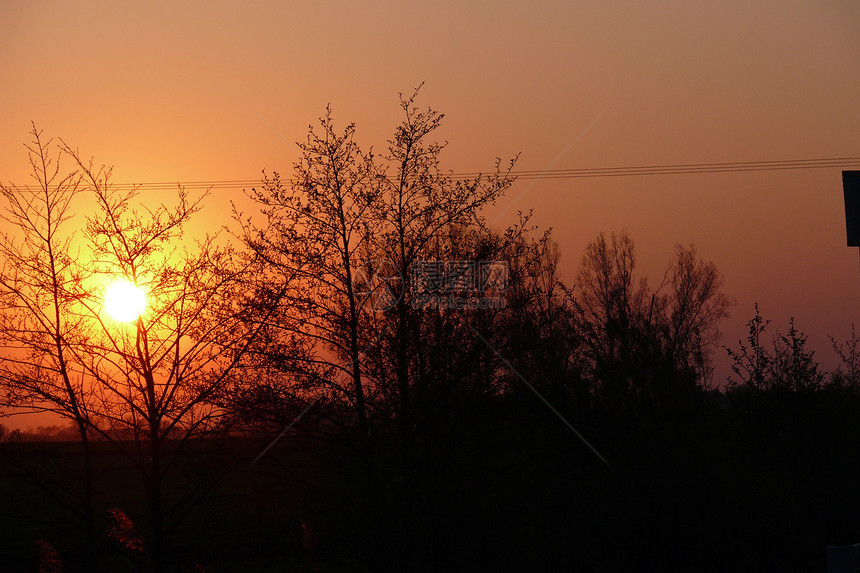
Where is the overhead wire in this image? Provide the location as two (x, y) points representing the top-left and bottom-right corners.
(10, 156), (860, 192)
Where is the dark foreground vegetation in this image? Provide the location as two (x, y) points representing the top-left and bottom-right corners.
(1, 89), (858, 571)
(3, 354), (860, 573)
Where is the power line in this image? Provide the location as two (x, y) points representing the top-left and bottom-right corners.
(508, 157), (860, 177)
(11, 156), (860, 192)
(509, 157), (860, 179)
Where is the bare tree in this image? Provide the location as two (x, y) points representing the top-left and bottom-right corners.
(574, 231), (653, 403)
(829, 325), (860, 390)
(726, 303), (772, 392)
(370, 86), (517, 424)
(574, 231), (730, 406)
(727, 310), (823, 393)
(0, 124), (98, 565)
(240, 88), (518, 568)
(238, 107), (383, 438)
(344, 87), (517, 569)
(665, 243), (732, 385)
(59, 150), (269, 570)
(0, 126), (283, 569)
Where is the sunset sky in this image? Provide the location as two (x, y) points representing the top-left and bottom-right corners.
(2, 0), (860, 389)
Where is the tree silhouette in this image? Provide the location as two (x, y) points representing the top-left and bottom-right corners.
(237, 105), (383, 439)
(829, 325), (860, 390)
(0, 132), (271, 569)
(64, 153), (268, 569)
(239, 87), (517, 437)
(0, 124), (98, 565)
(238, 86), (518, 569)
(771, 318), (823, 392)
(727, 308), (823, 393)
(574, 231), (730, 413)
(726, 303), (771, 392)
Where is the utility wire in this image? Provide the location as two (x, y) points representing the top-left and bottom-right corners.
(11, 156), (860, 192)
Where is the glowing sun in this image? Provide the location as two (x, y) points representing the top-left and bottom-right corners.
(103, 280), (147, 322)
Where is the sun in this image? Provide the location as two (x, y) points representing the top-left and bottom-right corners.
(103, 280), (147, 322)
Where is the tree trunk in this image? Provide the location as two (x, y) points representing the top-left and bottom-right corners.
(150, 431), (164, 572)
(78, 423), (97, 572)
(396, 300), (416, 572)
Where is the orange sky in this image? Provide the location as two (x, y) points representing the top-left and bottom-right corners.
(2, 0), (860, 410)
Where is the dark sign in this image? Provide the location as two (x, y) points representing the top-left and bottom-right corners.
(843, 171), (860, 247)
